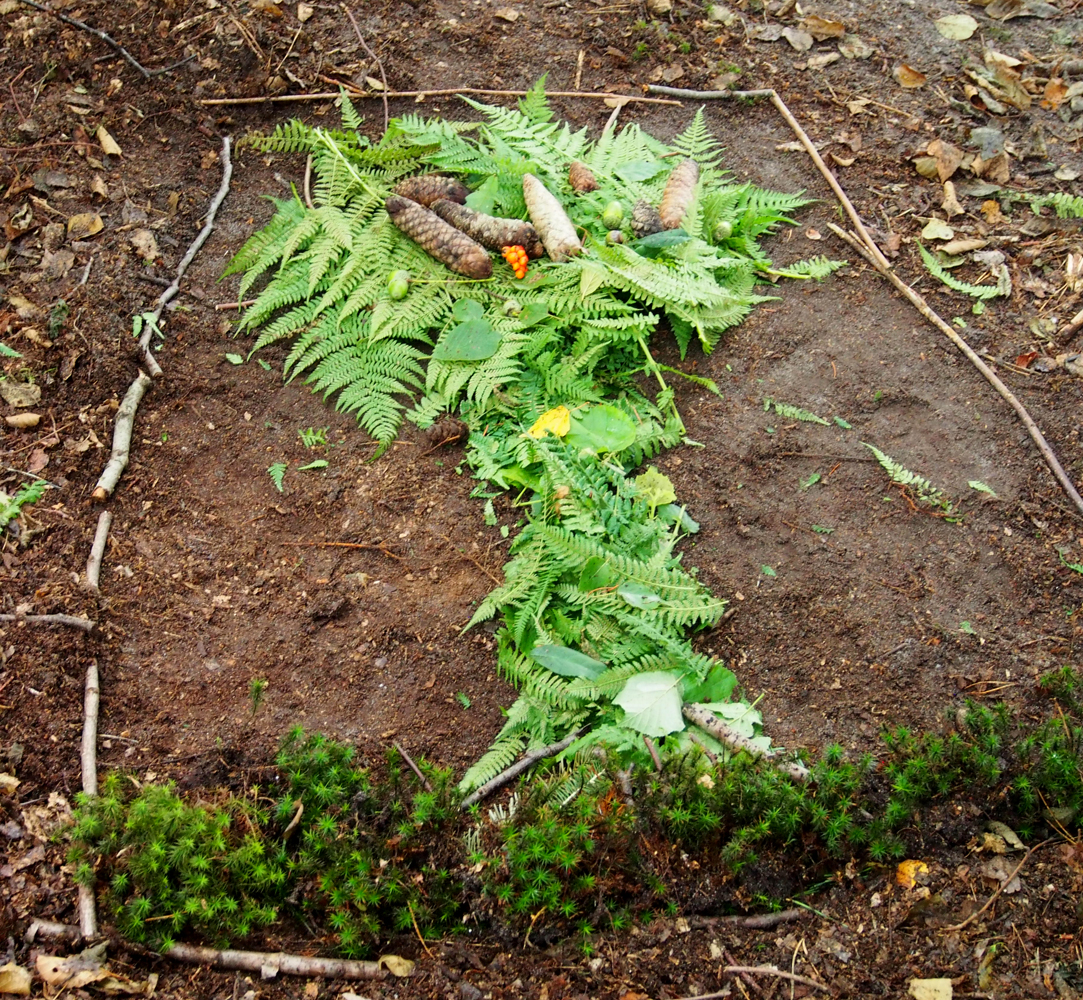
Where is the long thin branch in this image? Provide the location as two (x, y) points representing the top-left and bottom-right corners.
(162, 943), (386, 980)
(85, 510), (112, 592)
(91, 371), (152, 500)
(460, 727), (589, 809)
(683, 704), (810, 783)
(17, 0), (153, 78)
(649, 82), (1083, 520)
(199, 89), (683, 107)
(675, 966), (831, 1000)
(78, 659), (100, 938)
(686, 908), (806, 930)
(394, 742), (433, 792)
(341, 4), (387, 133)
(139, 135), (233, 369)
(0, 612), (95, 631)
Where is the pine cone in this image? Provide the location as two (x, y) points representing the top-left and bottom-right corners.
(659, 158), (700, 230)
(568, 161), (599, 193)
(393, 174), (470, 207)
(431, 200), (544, 259)
(385, 196), (493, 279)
(631, 200), (664, 239)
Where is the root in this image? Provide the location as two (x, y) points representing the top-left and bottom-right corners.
(85, 510), (112, 591)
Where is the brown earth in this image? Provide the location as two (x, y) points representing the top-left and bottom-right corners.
(2, 0), (1083, 995)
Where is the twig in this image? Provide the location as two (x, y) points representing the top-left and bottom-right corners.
(0, 612), (95, 631)
(829, 225), (1083, 519)
(460, 727), (589, 808)
(645, 83), (1083, 520)
(942, 838), (1054, 932)
(643, 735), (662, 772)
(408, 903), (435, 959)
(25, 919), (83, 945)
(393, 741), (433, 791)
(341, 4), (388, 133)
(215, 299), (257, 311)
(92, 371), (152, 500)
(574, 48), (585, 91)
(85, 510), (112, 591)
(724, 947), (765, 997)
(674, 966), (831, 999)
(199, 89), (683, 107)
(281, 799), (304, 840)
(683, 703), (810, 783)
(302, 154), (314, 210)
(139, 135), (233, 369)
(687, 732), (717, 764)
(1055, 305), (1083, 346)
(16, 0), (161, 78)
(78, 659), (100, 938)
(646, 85), (776, 100)
(281, 540), (402, 560)
(686, 908), (807, 931)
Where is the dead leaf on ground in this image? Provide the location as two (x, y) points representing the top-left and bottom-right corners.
(908, 979), (952, 1000)
(297, 1), (313, 20)
(4, 203), (35, 240)
(89, 175), (108, 198)
(1041, 79), (1068, 109)
(894, 64), (927, 88)
(980, 199), (1006, 224)
(0, 962), (31, 995)
(95, 125), (122, 156)
(130, 229), (160, 262)
(5, 412), (40, 429)
(986, 0), (1059, 19)
(896, 858), (929, 889)
(493, 7), (519, 20)
(941, 181), (964, 218)
(927, 138), (963, 181)
(831, 152), (855, 167)
(1015, 351), (1039, 369)
(979, 855), (1022, 893)
(838, 33), (874, 59)
(920, 218), (954, 240)
(782, 26), (813, 51)
(26, 449), (49, 474)
(941, 237), (987, 255)
(0, 382), (41, 407)
(808, 51), (841, 70)
(934, 13), (978, 39)
(378, 955), (415, 977)
(802, 14), (845, 39)
(847, 97), (872, 114)
(67, 212), (104, 239)
(748, 23), (783, 41)
(1058, 841), (1083, 871)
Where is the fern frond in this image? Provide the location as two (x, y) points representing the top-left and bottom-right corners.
(918, 243), (1004, 300)
(518, 73), (553, 125)
(863, 442), (954, 512)
(1026, 191), (1083, 219)
(763, 398), (829, 425)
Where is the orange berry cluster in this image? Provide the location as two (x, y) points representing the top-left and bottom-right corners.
(501, 245), (529, 279)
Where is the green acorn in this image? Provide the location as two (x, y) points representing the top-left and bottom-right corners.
(605, 230), (625, 245)
(713, 219), (734, 241)
(602, 200), (624, 229)
(387, 270), (411, 300)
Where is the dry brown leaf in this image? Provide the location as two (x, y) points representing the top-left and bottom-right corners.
(26, 448), (49, 474)
(67, 212), (104, 239)
(830, 153), (855, 167)
(982, 151), (1011, 184)
(913, 156), (939, 179)
(808, 51), (841, 70)
(378, 955), (415, 977)
(941, 238), (987, 255)
(5, 412), (40, 429)
(96, 124), (122, 156)
(927, 138), (963, 181)
(0, 962), (31, 996)
(1041, 79), (1068, 109)
(941, 181), (964, 218)
(493, 6), (519, 20)
(89, 175), (108, 198)
(130, 229), (160, 262)
(4, 203), (35, 240)
(802, 14), (845, 39)
(894, 64), (926, 88)
(0, 382), (41, 407)
(980, 200), (1006, 224)
(297, 1), (313, 20)
(838, 33), (874, 59)
(782, 25), (813, 50)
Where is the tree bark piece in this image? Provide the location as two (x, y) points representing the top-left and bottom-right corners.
(85, 510), (112, 591)
(92, 372), (152, 501)
(682, 704), (810, 782)
(0, 613), (95, 631)
(460, 727), (589, 808)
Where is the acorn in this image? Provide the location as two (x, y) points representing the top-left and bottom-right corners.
(387, 269), (411, 300)
(602, 200), (625, 229)
(605, 230), (625, 245)
(502, 298), (523, 316)
(713, 219), (734, 241)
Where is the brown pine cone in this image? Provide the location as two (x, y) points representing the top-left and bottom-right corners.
(659, 158), (700, 230)
(431, 200), (544, 259)
(392, 174), (470, 207)
(631, 199), (664, 239)
(568, 161), (599, 193)
(385, 196), (493, 279)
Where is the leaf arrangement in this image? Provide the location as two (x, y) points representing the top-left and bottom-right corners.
(227, 80), (846, 787)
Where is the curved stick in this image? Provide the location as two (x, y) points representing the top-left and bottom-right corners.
(0, 612), (95, 631)
(648, 83), (1083, 519)
(683, 704), (810, 783)
(92, 372), (152, 500)
(460, 727), (588, 809)
(85, 510), (112, 591)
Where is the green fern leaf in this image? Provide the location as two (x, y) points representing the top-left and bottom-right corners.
(918, 242), (1004, 300)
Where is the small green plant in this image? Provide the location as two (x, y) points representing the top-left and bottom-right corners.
(0, 479), (47, 531)
(298, 426), (329, 449)
(968, 480), (997, 498)
(249, 678), (268, 715)
(631, 41), (650, 60)
(456, 692), (472, 708)
(0, 341), (21, 357)
(48, 299), (69, 338)
(267, 462), (288, 492)
(812, 524), (834, 534)
(763, 397), (829, 425)
(799, 472), (821, 491)
(918, 243), (1008, 301)
(863, 443), (956, 516)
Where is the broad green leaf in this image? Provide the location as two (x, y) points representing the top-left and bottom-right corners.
(432, 319), (500, 361)
(658, 503), (700, 533)
(761, 564), (776, 577)
(683, 663), (738, 704)
(566, 404), (636, 454)
(615, 160), (668, 182)
(614, 671), (686, 737)
(700, 700), (763, 739)
(451, 299), (485, 323)
(531, 644), (606, 680)
(632, 229), (691, 258)
(465, 175), (499, 214)
(635, 466), (677, 511)
(579, 555), (615, 591)
(580, 262), (608, 298)
(518, 302), (550, 328)
(618, 581), (664, 609)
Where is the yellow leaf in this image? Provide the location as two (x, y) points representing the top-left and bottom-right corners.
(67, 212), (104, 239)
(528, 405), (571, 439)
(96, 125), (122, 157)
(896, 858), (928, 889)
(0, 961), (31, 995)
(378, 954), (415, 977)
(894, 64), (927, 89)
